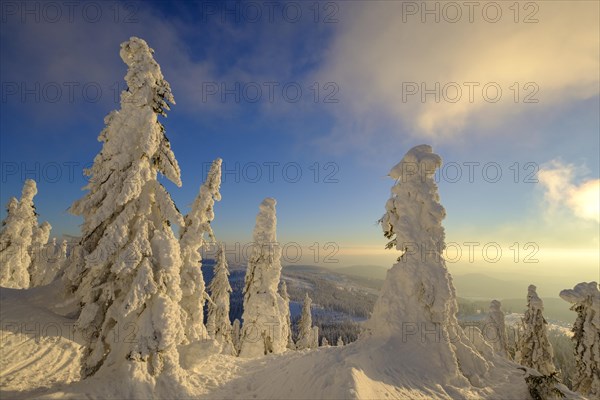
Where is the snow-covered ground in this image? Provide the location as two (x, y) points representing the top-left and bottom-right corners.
(0, 281), (533, 400)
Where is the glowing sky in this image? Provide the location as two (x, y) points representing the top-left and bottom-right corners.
(1, 1), (598, 285)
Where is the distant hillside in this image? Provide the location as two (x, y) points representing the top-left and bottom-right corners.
(202, 262), (577, 341)
(334, 265), (389, 280)
(451, 273), (528, 299)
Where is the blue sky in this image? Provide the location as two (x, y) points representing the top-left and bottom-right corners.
(1, 1), (598, 284)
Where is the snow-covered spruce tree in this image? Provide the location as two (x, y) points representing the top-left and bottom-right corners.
(0, 197), (27, 288)
(311, 326), (319, 349)
(239, 198), (289, 357)
(31, 234), (67, 286)
(337, 336), (344, 346)
(65, 37), (182, 293)
(365, 145), (489, 386)
(45, 239), (68, 285)
(0, 179), (47, 289)
(484, 300), (510, 358)
(279, 280), (295, 349)
(560, 282), (600, 396)
(518, 285), (555, 375)
(28, 221), (52, 286)
(322, 337), (329, 346)
(179, 157), (222, 343)
(69, 37), (189, 390)
(232, 319), (241, 355)
(207, 243), (235, 354)
(296, 292), (314, 350)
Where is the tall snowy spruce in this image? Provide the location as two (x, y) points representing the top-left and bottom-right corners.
(239, 198), (289, 357)
(279, 281), (295, 349)
(366, 145), (489, 386)
(560, 282), (600, 396)
(0, 179), (50, 289)
(296, 292), (314, 350)
(207, 243), (235, 354)
(68, 37), (189, 391)
(179, 158), (222, 343)
(518, 285), (555, 375)
(484, 300), (510, 358)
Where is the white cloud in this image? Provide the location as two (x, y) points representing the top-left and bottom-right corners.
(315, 1), (599, 142)
(538, 160), (599, 222)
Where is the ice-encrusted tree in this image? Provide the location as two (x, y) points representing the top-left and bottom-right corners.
(239, 198), (289, 357)
(279, 281), (295, 349)
(560, 282), (600, 396)
(311, 326), (319, 349)
(69, 38), (189, 391)
(232, 319), (241, 355)
(366, 145), (489, 386)
(337, 336), (344, 346)
(207, 243), (234, 354)
(0, 179), (48, 289)
(65, 36), (182, 292)
(30, 235), (69, 287)
(484, 300), (510, 358)
(518, 285), (555, 375)
(179, 158), (222, 343)
(28, 222), (52, 286)
(296, 292), (314, 350)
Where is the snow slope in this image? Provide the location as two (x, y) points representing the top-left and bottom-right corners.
(0, 272), (589, 399)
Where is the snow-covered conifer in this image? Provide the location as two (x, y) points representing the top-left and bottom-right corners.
(484, 300), (509, 358)
(30, 236), (66, 287)
(179, 157), (222, 343)
(280, 280), (295, 349)
(366, 145), (489, 386)
(28, 222), (52, 286)
(311, 326), (319, 349)
(337, 336), (344, 346)
(296, 292), (314, 350)
(68, 38), (188, 390)
(518, 285), (555, 375)
(207, 243), (234, 354)
(560, 282), (600, 396)
(232, 319), (241, 355)
(239, 198), (288, 357)
(0, 180), (46, 288)
(322, 337), (329, 346)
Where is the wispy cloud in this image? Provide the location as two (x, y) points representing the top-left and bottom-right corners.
(314, 1), (599, 146)
(538, 160), (599, 223)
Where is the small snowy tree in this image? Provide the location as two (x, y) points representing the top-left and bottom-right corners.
(296, 292), (314, 350)
(0, 179), (47, 289)
(484, 300), (510, 358)
(280, 281), (295, 349)
(239, 198), (288, 357)
(232, 319), (241, 355)
(28, 222), (52, 286)
(311, 326), (319, 349)
(69, 38), (189, 392)
(518, 285), (555, 375)
(560, 282), (600, 397)
(322, 337), (329, 346)
(207, 243), (234, 354)
(337, 336), (344, 346)
(179, 157), (222, 343)
(30, 236), (68, 287)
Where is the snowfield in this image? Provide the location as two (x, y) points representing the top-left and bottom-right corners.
(0, 281), (531, 400)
